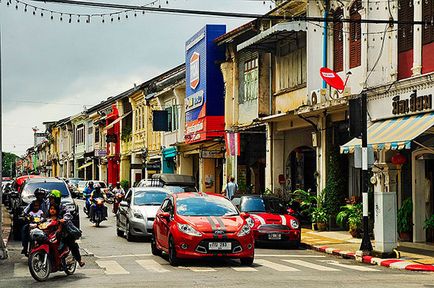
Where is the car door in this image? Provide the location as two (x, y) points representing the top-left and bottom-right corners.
(157, 197), (173, 250)
(155, 199), (169, 248)
(119, 189), (131, 229)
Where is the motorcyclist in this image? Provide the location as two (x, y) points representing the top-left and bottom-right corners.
(83, 181), (94, 214)
(47, 190), (85, 267)
(112, 182), (125, 196)
(112, 182), (125, 214)
(21, 188), (49, 256)
(89, 183), (107, 221)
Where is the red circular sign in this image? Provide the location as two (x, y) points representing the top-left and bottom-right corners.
(320, 67), (345, 91)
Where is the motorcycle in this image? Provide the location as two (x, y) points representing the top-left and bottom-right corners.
(28, 219), (77, 282)
(105, 189), (114, 205)
(90, 197), (107, 227)
(24, 215), (44, 256)
(112, 192), (124, 214)
(83, 193), (91, 218)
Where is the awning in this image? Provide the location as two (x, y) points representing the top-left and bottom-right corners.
(237, 21), (307, 52)
(162, 147), (177, 159)
(341, 113), (434, 153)
(77, 162), (92, 170)
(104, 111), (131, 131)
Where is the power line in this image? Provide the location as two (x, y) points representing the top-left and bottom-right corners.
(25, 0), (434, 25)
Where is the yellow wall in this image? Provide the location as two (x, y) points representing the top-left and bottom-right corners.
(275, 87), (307, 114)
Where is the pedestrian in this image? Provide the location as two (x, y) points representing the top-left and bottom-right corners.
(224, 177), (238, 200)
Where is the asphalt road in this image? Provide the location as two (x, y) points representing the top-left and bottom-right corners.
(1, 200), (434, 288)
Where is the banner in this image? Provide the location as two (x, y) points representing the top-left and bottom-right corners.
(225, 132), (240, 156)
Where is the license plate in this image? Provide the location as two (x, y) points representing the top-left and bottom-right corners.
(208, 242), (232, 251)
(268, 233), (281, 240)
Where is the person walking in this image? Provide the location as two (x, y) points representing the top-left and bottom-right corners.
(225, 177), (238, 200)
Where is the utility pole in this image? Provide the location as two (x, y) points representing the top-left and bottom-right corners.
(0, 25), (8, 260)
(359, 92), (373, 253)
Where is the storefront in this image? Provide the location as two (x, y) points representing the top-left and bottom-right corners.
(184, 25), (226, 193)
(341, 78), (434, 243)
(105, 105), (121, 186)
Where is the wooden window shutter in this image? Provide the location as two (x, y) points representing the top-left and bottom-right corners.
(349, 1), (362, 69)
(422, 0), (433, 45)
(398, 0), (414, 52)
(333, 8), (344, 72)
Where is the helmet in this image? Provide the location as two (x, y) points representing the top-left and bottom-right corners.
(49, 189), (62, 199)
(34, 188), (47, 197)
(94, 183), (101, 190)
(116, 182), (121, 188)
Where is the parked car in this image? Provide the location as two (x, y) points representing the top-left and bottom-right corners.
(18, 177), (80, 229)
(116, 187), (170, 241)
(137, 174), (197, 193)
(67, 178), (83, 198)
(152, 192), (254, 266)
(233, 195), (301, 248)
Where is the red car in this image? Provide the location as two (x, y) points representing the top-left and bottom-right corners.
(233, 195), (301, 248)
(152, 192), (254, 266)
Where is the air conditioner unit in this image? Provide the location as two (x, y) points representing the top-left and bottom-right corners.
(309, 89), (328, 105)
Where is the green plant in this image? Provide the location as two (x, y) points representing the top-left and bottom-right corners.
(397, 198), (413, 233)
(311, 207), (328, 223)
(291, 189), (327, 223)
(120, 179), (129, 190)
(121, 125), (132, 142)
(424, 215), (434, 230)
(323, 148), (347, 220)
(336, 203), (362, 231)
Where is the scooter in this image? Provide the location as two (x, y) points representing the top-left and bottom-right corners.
(112, 192), (124, 214)
(24, 215), (44, 256)
(28, 220), (77, 282)
(83, 193), (92, 218)
(90, 197), (107, 227)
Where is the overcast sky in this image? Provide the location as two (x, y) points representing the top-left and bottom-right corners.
(0, 0), (273, 156)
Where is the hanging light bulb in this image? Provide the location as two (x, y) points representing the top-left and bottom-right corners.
(102, 16), (105, 23)
(125, 13), (128, 19)
(69, 15), (72, 23)
(86, 16), (90, 23)
(33, 7), (36, 15)
(24, 4), (27, 12)
(77, 16), (80, 23)
(40, 10), (43, 17)
(60, 13), (63, 21)
(134, 11), (137, 17)
(50, 12), (53, 20)
(117, 14), (121, 21)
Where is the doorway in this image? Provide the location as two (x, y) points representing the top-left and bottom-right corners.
(286, 146), (317, 193)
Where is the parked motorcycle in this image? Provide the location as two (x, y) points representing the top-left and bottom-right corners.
(112, 192), (124, 214)
(90, 197), (107, 227)
(28, 219), (77, 282)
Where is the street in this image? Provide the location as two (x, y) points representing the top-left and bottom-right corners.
(0, 201), (433, 288)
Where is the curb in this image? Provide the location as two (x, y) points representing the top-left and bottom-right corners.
(302, 242), (434, 272)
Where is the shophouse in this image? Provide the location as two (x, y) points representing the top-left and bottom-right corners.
(57, 117), (74, 178)
(71, 113), (87, 179)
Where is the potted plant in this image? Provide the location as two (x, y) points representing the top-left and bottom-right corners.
(397, 198), (412, 241)
(424, 215), (434, 241)
(312, 207), (328, 231)
(336, 203), (362, 238)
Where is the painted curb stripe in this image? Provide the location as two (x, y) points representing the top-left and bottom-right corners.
(389, 261), (412, 270)
(405, 264), (434, 272)
(380, 259), (403, 267)
(325, 248), (335, 254)
(362, 256), (373, 264)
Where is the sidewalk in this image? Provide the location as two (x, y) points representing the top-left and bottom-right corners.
(301, 228), (434, 272)
(2, 206), (12, 248)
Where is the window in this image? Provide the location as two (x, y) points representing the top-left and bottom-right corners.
(398, 0), (414, 53)
(76, 125), (84, 145)
(164, 104), (179, 132)
(422, 0), (434, 45)
(94, 127), (100, 143)
(349, 0), (362, 68)
(165, 106), (173, 131)
(333, 8), (344, 72)
(88, 126), (93, 135)
(276, 33), (306, 91)
(241, 58), (258, 103)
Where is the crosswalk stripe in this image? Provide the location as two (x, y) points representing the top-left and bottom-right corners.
(187, 267), (217, 272)
(255, 259), (300, 272)
(14, 263), (31, 278)
(231, 266), (258, 272)
(96, 260), (130, 275)
(136, 260), (169, 273)
(318, 260), (380, 272)
(256, 255), (325, 258)
(282, 260), (339, 271)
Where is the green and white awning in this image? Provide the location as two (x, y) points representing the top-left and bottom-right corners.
(341, 112), (434, 153)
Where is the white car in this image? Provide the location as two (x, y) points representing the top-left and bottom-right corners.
(116, 187), (170, 241)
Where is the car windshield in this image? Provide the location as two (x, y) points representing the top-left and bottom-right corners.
(176, 196), (238, 217)
(265, 198), (288, 214)
(240, 197), (266, 213)
(165, 185), (197, 193)
(22, 182), (70, 197)
(134, 191), (168, 206)
(78, 181), (87, 188)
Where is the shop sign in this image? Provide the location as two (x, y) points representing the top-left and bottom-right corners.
(94, 149), (107, 157)
(201, 150), (224, 159)
(190, 52), (200, 90)
(392, 90), (432, 115)
(186, 90), (204, 112)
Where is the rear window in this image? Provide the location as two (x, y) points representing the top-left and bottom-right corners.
(134, 191), (168, 206)
(22, 181), (70, 197)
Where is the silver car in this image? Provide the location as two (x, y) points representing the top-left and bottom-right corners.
(116, 187), (170, 241)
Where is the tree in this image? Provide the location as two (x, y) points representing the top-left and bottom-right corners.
(2, 152), (19, 177)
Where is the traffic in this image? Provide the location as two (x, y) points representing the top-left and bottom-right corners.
(2, 173), (302, 282)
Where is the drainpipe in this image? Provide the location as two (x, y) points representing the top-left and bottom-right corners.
(322, 0), (329, 89)
(269, 53), (272, 115)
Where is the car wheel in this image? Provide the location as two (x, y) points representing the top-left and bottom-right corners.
(240, 257), (254, 266)
(168, 236), (179, 266)
(151, 232), (162, 256)
(125, 221), (133, 242)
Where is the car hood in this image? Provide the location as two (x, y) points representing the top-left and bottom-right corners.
(135, 205), (160, 219)
(179, 215), (244, 233)
(249, 212), (297, 226)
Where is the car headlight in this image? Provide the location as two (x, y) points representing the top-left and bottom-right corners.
(246, 217), (255, 228)
(237, 224), (251, 237)
(133, 210), (144, 219)
(290, 219), (299, 229)
(177, 223), (202, 237)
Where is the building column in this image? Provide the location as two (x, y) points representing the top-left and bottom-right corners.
(265, 122), (273, 192)
(317, 115), (327, 194)
(412, 0), (423, 75)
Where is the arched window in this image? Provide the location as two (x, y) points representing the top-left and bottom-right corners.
(349, 0), (362, 68)
(333, 8), (344, 72)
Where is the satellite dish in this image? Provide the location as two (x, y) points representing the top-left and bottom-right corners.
(320, 67), (345, 91)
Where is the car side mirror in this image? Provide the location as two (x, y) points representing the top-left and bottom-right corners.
(240, 212), (250, 219)
(120, 201), (129, 207)
(160, 212), (171, 220)
(287, 208), (295, 215)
